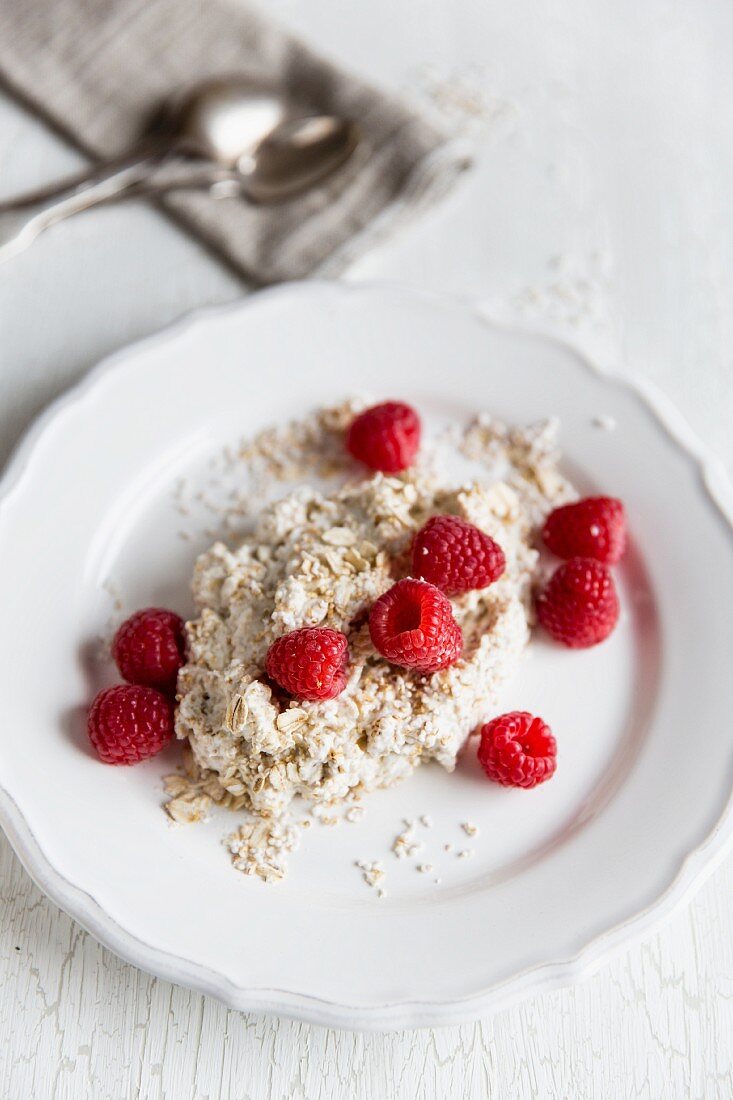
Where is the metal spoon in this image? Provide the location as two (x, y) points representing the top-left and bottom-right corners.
(0, 77), (359, 261)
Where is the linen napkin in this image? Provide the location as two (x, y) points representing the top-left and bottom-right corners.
(0, 0), (471, 284)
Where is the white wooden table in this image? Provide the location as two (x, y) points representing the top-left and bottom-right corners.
(1, 2), (732, 1096)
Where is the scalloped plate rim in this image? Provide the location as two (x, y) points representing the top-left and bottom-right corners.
(0, 279), (732, 1031)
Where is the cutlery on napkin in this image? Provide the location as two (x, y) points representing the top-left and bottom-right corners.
(0, 0), (471, 284)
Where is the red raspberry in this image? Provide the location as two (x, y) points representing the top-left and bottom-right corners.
(412, 514), (505, 595)
(369, 578), (463, 673)
(536, 557), (619, 648)
(88, 684), (174, 765)
(477, 711), (557, 788)
(346, 401), (421, 473)
(113, 608), (186, 694)
(543, 496), (626, 564)
(265, 627), (349, 701)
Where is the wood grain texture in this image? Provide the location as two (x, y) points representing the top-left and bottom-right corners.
(2, 833), (732, 1099)
(2, 0), (733, 1096)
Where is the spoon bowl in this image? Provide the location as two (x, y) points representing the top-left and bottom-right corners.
(169, 78), (359, 201)
(171, 77), (293, 167)
(243, 115), (360, 203)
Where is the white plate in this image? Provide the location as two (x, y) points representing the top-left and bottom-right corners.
(1, 282), (732, 1031)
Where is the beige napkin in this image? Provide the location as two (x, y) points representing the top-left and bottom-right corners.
(0, 0), (470, 284)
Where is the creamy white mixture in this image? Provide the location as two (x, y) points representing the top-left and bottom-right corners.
(170, 405), (574, 879)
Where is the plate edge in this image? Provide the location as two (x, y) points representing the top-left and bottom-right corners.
(1, 279), (733, 1029)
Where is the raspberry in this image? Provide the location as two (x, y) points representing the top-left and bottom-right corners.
(265, 627), (349, 701)
(369, 578), (463, 673)
(346, 401), (421, 473)
(112, 608), (186, 694)
(88, 684), (174, 765)
(412, 514), (505, 595)
(536, 557), (619, 648)
(477, 711), (557, 788)
(543, 496), (626, 564)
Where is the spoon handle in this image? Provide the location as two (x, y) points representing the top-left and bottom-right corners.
(0, 151), (170, 262)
